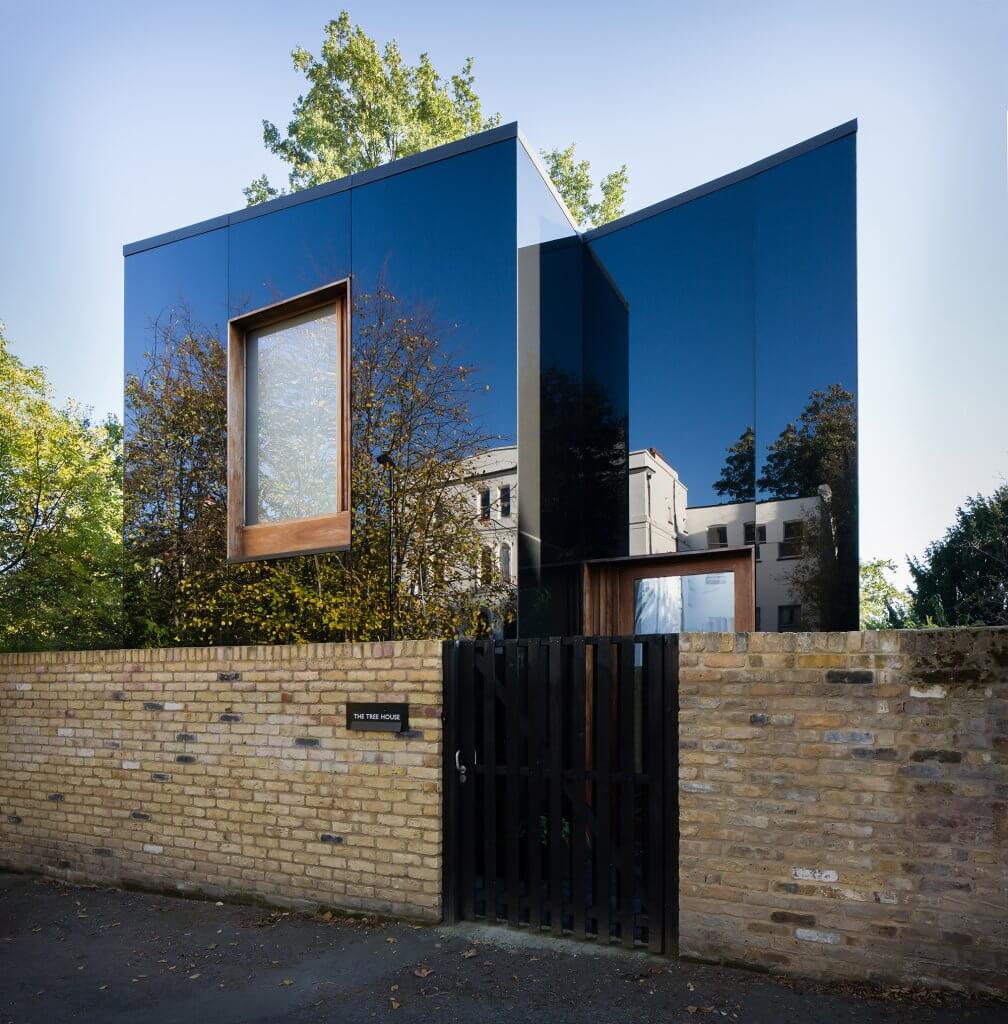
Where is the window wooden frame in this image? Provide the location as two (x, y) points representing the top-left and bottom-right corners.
(227, 279), (351, 562)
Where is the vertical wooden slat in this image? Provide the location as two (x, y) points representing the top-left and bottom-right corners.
(459, 640), (476, 922)
(663, 635), (679, 952)
(548, 637), (565, 935)
(505, 644), (521, 927)
(593, 640), (612, 943)
(619, 638), (636, 948)
(645, 638), (665, 953)
(441, 641), (460, 924)
(481, 641), (498, 923)
(526, 642), (545, 930)
(570, 639), (587, 939)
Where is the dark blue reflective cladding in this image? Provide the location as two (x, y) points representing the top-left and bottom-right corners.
(754, 135), (858, 630)
(122, 122), (858, 640)
(124, 228), (228, 388)
(228, 192), (351, 315)
(588, 180), (756, 512)
(351, 140), (518, 448)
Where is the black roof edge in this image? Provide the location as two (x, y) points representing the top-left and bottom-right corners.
(584, 119), (858, 242)
(123, 121), (520, 257)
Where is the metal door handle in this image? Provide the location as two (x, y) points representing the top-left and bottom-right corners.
(455, 749), (467, 784)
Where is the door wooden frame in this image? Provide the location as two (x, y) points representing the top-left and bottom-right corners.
(582, 547), (756, 635)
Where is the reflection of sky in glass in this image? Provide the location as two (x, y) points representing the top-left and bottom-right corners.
(588, 182), (755, 508)
(246, 304), (340, 525)
(228, 193), (351, 316)
(634, 572), (735, 633)
(350, 140), (517, 447)
(518, 144), (577, 248)
(754, 137), (857, 499)
(588, 135), (856, 509)
(123, 227), (227, 388)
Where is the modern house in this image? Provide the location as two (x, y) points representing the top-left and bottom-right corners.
(124, 119), (858, 638)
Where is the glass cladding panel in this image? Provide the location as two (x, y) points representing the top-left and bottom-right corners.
(588, 182), (756, 579)
(351, 140), (518, 638)
(351, 142), (516, 444)
(123, 229), (229, 646)
(125, 229), (228, 386)
(516, 145), (628, 637)
(245, 304), (341, 525)
(754, 135), (858, 631)
(229, 193), (351, 315)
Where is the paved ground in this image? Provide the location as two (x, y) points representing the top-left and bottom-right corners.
(0, 872), (1002, 1024)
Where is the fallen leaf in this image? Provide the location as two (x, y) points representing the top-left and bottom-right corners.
(414, 965), (433, 978)
(280, 979), (293, 987)
(98, 985), (108, 991)
(390, 999), (401, 1009)
(386, 936), (396, 944)
(462, 948), (477, 959)
(188, 973), (200, 981)
(390, 984), (399, 992)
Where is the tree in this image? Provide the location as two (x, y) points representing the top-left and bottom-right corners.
(539, 144), (628, 228)
(124, 289), (513, 646)
(244, 11), (500, 204)
(906, 486), (1008, 627)
(245, 12), (628, 227)
(0, 325), (122, 651)
(713, 426), (755, 503)
(859, 558), (911, 630)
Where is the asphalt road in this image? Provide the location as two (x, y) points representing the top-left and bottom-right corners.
(0, 872), (1002, 1024)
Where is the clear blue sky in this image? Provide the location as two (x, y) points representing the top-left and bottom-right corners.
(2, 0), (1007, 579)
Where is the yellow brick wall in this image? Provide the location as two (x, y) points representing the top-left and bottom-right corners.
(0, 641), (443, 921)
(678, 629), (1008, 996)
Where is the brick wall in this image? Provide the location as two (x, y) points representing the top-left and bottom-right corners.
(0, 641), (442, 921)
(3, 630), (1006, 995)
(678, 628), (1008, 995)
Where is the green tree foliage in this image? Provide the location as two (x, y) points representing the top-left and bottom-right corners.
(904, 486), (1008, 627)
(713, 426), (755, 503)
(245, 12), (628, 227)
(124, 291), (513, 646)
(538, 144), (628, 228)
(0, 325), (122, 651)
(859, 558), (911, 630)
(244, 11), (500, 204)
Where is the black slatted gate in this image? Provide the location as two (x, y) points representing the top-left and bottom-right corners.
(442, 636), (679, 953)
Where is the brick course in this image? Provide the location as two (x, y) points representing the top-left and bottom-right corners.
(678, 629), (1008, 996)
(0, 641), (442, 920)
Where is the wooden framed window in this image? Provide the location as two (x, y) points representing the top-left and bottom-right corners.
(227, 280), (351, 561)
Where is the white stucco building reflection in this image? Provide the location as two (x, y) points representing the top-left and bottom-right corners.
(465, 444), (820, 632)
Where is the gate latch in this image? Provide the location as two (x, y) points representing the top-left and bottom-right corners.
(455, 749), (467, 784)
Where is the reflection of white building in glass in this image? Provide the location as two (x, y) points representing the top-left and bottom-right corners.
(465, 444), (818, 631)
(465, 445), (518, 585)
(628, 447), (818, 631)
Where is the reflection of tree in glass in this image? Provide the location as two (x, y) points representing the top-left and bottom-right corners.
(124, 290), (513, 646)
(251, 306), (340, 523)
(763, 384), (857, 631)
(713, 426), (755, 503)
(712, 384), (858, 630)
(124, 311), (227, 646)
